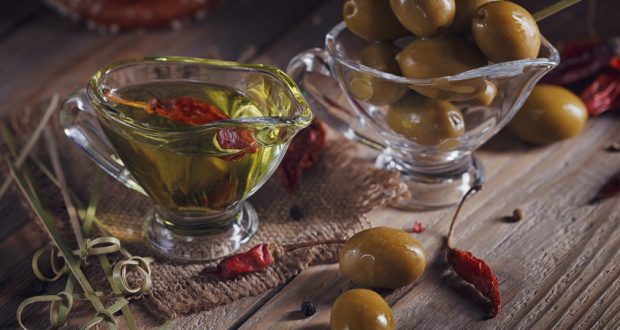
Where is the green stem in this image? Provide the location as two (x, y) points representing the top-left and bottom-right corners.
(447, 185), (481, 248)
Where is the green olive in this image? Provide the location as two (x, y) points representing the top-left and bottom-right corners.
(472, 1), (541, 62)
(386, 93), (465, 147)
(343, 0), (407, 41)
(330, 289), (394, 330)
(396, 36), (487, 79)
(508, 85), (588, 145)
(396, 36), (487, 99)
(348, 43), (408, 105)
(445, 79), (497, 106)
(389, 0), (456, 37)
(473, 79), (498, 106)
(339, 227), (427, 289)
(451, 0), (498, 34)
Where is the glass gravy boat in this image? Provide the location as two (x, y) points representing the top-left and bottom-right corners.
(60, 57), (312, 261)
(288, 22), (559, 210)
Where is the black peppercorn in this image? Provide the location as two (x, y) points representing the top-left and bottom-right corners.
(289, 205), (304, 221)
(300, 300), (316, 317)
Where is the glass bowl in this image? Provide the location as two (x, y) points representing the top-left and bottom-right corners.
(288, 22), (559, 210)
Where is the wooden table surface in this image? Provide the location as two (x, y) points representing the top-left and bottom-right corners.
(1, 0), (620, 329)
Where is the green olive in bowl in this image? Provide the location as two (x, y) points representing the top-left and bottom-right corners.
(451, 0), (498, 34)
(389, 0), (456, 37)
(397, 36), (487, 79)
(343, 0), (408, 41)
(339, 227), (427, 289)
(386, 93), (465, 147)
(348, 43), (408, 105)
(396, 36), (488, 99)
(508, 85), (588, 145)
(472, 1), (541, 62)
(331, 289), (394, 330)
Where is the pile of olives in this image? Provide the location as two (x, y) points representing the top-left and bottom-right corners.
(342, 0), (543, 148)
(330, 227), (427, 329)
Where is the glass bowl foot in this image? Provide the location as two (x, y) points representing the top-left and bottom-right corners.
(376, 153), (485, 211)
(144, 202), (258, 261)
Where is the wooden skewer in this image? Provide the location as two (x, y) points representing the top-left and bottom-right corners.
(534, 0), (581, 22)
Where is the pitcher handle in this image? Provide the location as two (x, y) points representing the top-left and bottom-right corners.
(287, 48), (385, 151)
(59, 88), (147, 195)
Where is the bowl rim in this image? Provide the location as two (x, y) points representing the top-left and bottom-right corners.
(87, 56), (313, 136)
(325, 21), (561, 84)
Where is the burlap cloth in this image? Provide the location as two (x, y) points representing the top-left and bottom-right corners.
(2, 101), (407, 320)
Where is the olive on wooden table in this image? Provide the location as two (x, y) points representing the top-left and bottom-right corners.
(508, 84), (588, 145)
(389, 0), (456, 37)
(330, 289), (394, 330)
(343, 0), (407, 41)
(396, 36), (488, 100)
(451, 0), (498, 34)
(339, 227), (427, 289)
(348, 43), (407, 105)
(386, 93), (465, 148)
(472, 1), (541, 62)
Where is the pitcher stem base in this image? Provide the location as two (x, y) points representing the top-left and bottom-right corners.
(376, 153), (485, 211)
(144, 202), (258, 261)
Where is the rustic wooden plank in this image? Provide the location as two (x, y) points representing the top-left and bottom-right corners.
(2, 0), (620, 329)
(239, 109), (620, 330)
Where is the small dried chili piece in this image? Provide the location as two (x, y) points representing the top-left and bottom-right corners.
(105, 93), (258, 160)
(216, 128), (259, 161)
(277, 118), (327, 193)
(446, 185), (501, 318)
(206, 239), (345, 280)
(590, 169), (620, 204)
(410, 222), (425, 234)
(212, 243), (278, 280)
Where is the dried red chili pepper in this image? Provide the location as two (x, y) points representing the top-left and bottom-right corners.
(543, 39), (620, 86)
(541, 38), (620, 116)
(446, 185), (501, 318)
(580, 69), (620, 116)
(277, 118), (327, 193)
(106, 93), (258, 160)
(206, 239), (344, 280)
(212, 243), (278, 280)
(147, 97), (228, 125)
(590, 169), (620, 204)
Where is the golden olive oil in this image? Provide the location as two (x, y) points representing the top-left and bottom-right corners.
(99, 81), (285, 212)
